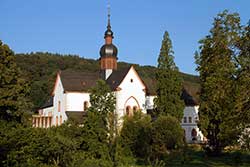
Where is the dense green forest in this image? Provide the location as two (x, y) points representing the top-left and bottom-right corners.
(15, 52), (200, 111)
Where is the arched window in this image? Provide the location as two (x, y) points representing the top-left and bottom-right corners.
(183, 117), (187, 123)
(189, 117), (192, 123)
(58, 101), (61, 112)
(56, 116), (58, 126)
(191, 129), (197, 137)
(84, 101), (89, 111)
(133, 106), (137, 112)
(191, 128), (197, 141)
(60, 115), (63, 125)
(126, 106), (131, 116)
(195, 117), (198, 123)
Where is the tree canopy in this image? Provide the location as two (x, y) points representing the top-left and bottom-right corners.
(154, 31), (185, 121)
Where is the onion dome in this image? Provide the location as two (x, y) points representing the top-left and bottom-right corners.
(100, 44), (118, 58)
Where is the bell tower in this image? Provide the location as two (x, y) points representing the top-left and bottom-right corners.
(99, 1), (118, 80)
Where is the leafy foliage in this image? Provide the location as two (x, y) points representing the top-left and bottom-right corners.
(120, 112), (152, 164)
(235, 23), (250, 130)
(0, 41), (31, 124)
(195, 10), (242, 154)
(151, 115), (184, 160)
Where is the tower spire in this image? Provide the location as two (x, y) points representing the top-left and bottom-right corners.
(99, 0), (118, 80)
(104, 0), (114, 38)
(107, 0), (111, 30)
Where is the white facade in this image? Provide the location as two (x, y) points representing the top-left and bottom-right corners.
(115, 67), (147, 119)
(181, 106), (204, 143)
(33, 67), (147, 127)
(65, 92), (90, 112)
(52, 75), (67, 126)
(145, 96), (156, 110)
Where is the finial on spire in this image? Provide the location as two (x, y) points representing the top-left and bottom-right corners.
(104, 0), (114, 38)
(107, 0), (111, 30)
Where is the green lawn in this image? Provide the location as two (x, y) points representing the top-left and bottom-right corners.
(165, 145), (250, 167)
(133, 145), (250, 167)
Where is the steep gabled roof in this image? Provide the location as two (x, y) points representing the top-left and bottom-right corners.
(106, 67), (131, 90)
(60, 71), (100, 92)
(181, 89), (199, 106)
(40, 96), (54, 109)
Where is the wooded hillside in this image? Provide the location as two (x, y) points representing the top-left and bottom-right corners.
(15, 52), (200, 111)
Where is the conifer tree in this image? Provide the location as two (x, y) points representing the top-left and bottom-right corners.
(235, 22), (250, 129)
(0, 40), (31, 124)
(154, 31), (184, 121)
(195, 11), (241, 154)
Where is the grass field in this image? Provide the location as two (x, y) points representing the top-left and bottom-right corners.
(165, 145), (250, 167)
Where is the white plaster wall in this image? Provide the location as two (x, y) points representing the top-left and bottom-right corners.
(65, 92), (90, 111)
(115, 67), (146, 118)
(181, 106), (204, 143)
(42, 107), (53, 116)
(146, 96), (156, 110)
(52, 76), (67, 126)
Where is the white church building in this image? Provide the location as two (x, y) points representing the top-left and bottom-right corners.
(32, 11), (204, 143)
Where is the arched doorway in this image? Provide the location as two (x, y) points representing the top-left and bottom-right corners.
(191, 128), (197, 141)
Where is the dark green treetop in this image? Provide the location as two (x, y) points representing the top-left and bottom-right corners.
(235, 22), (250, 128)
(195, 10), (241, 154)
(0, 40), (31, 124)
(154, 31), (184, 121)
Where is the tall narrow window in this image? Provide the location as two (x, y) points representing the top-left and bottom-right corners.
(133, 106), (137, 112)
(84, 101), (89, 111)
(35, 118), (38, 127)
(126, 106), (131, 116)
(183, 117), (187, 123)
(189, 117), (192, 123)
(49, 117), (52, 127)
(45, 117), (47, 128)
(58, 101), (61, 112)
(60, 115), (63, 125)
(47, 117), (50, 128)
(56, 116), (58, 126)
